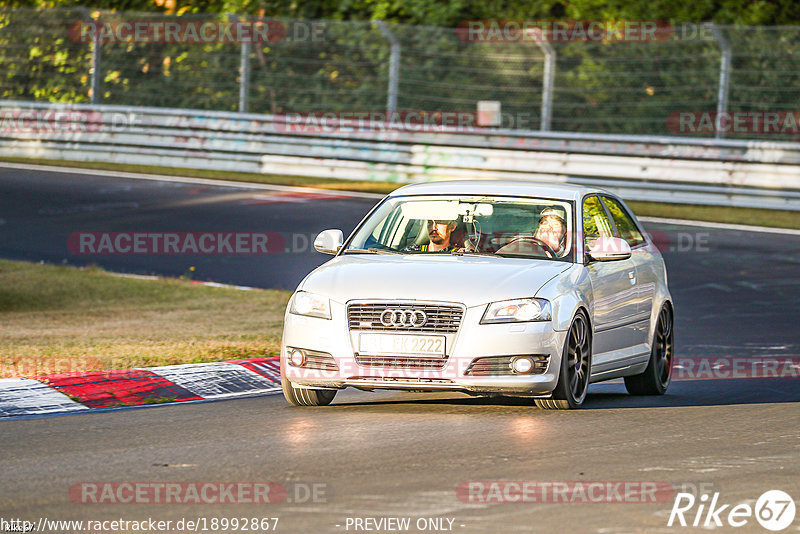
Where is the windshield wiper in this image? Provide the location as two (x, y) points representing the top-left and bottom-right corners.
(450, 251), (498, 257)
(343, 247), (399, 254)
(494, 252), (557, 260)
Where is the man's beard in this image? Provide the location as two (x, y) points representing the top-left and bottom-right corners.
(429, 233), (446, 245)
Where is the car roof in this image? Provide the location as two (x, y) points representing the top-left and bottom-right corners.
(388, 180), (610, 201)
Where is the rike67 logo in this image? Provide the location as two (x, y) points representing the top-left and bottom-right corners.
(668, 490), (796, 531)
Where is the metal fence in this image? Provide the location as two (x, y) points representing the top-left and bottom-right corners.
(1, 9), (799, 141)
(2, 100), (800, 210)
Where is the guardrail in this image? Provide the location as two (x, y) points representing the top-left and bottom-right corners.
(1, 100), (800, 210)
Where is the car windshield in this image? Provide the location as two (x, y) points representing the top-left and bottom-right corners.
(345, 195), (574, 261)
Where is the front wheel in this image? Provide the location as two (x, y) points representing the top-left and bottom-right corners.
(535, 312), (591, 410)
(624, 304), (673, 396)
(281, 364), (337, 406)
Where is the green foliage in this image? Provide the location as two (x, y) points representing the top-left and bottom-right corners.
(5, 0), (800, 25)
(1, 4), (798, 140)
(562, 0), (800, 25)
(0, 9), (93, 102)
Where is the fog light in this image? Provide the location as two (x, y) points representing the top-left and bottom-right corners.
(512, 356), (534, 374)
(289, 349), (306, 367)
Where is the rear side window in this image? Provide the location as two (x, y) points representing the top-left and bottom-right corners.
(602, 196), (645, 247)
(583, 195), (614, 246)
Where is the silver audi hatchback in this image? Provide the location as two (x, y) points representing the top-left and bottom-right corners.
(281, 180), (674, 409)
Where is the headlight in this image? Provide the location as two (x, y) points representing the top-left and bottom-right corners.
(481, 298), (551, 324)
(290, 291), (331, 320)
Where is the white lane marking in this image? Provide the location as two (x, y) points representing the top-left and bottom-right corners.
(105, 272), (258, 291)
(639, 216), (800, 236)
(0, 162), (385, 200)
(0, 378), (88, 417)
(106, 272), (161, 281)
(146, 362), (281, 399)
(195, 281), (256, 291)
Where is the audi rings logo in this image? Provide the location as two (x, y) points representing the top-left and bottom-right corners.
(380, 309), (428, 328)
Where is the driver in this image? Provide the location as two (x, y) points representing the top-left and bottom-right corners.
(405, 219), (459, 252)
(534, 207), (567, 257)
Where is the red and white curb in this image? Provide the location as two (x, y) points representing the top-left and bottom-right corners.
(0, 357), (281, 418)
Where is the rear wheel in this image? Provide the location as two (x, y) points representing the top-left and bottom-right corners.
(624, 304), (673, 395)
(535, 312), (591, 410)
(281, 363), (337, 406)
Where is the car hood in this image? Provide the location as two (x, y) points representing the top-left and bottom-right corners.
(299, 254), (572, 308)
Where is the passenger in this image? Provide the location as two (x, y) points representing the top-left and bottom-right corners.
(405, 219), (459, 252)
(495, 206), (567, 257)
(534, 207), (567, 257)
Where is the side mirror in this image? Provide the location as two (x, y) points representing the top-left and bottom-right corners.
(587, 236), (632, 262)
(314, 229), (344, 255)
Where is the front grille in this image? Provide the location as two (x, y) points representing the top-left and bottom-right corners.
(348, 302), (464, 333)
(464, 355), (549, 376)
(355, 354), (447, 370)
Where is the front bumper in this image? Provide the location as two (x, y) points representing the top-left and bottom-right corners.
(281, 302), (567, 397)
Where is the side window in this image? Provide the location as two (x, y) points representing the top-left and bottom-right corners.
(370, 207), (399, 243)
(369, 206), (411, 248)
(401, 219), (426, 248)
(583, 195), (614, 247)
(602, 196), (645, 247)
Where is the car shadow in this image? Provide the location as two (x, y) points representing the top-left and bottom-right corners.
(330, 378), (800, 411)
(582, 377), (800, 409)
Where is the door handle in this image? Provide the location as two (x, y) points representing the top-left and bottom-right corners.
(628, 271), (636, 284)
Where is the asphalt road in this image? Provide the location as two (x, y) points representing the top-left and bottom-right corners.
(0, 164), (376, 290)
(1, 165), (799, 533)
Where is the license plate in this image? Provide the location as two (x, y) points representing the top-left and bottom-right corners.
(359, 333), (445, 357)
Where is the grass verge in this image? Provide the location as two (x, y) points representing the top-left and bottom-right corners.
(0, 259), (291, 377)
(1, 156), (798, 230)
(627, 201), (800, 230)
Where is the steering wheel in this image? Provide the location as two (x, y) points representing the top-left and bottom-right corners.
(501, 236), (557, 258)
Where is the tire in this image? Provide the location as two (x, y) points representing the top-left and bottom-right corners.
(535, 311), (591, 410)
(281, 362), (337, 406)
(624, 304), (674, 396)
